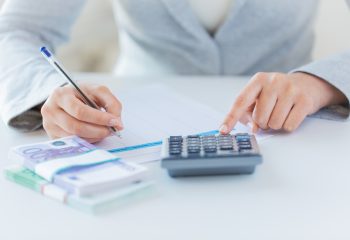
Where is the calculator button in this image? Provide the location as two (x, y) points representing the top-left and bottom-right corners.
(169, 149), (182, 154)
(239, 149), (252, 153)
(187, 146), (200, 150)
(239, 145), (252, 149)
(235, 133), (249, 136)
(204, 146), (217, 153)
(169, 152), (181, 156)
(170, 145), (182, 150)
(235, 134), (250, 140)
(170, 145), (182, 149)
(239, 142), (251, 146)
(238, 145), (252, 151)
(219, 140), (232, 145)
(169, 142), (182, 146)
(187, 138), (200, 142)
(187, 135), (200, 139)
(220, 145), (234, 150)
(169, 149), (182, 155)
(203, 139), (216, 143)
(188, 149), (200, 154)
(187, 145), (201, 153)
(203, 144), (217, 148)
(202, 136), (216, 140)
(169, 136), (183, 142)
(202, 141), (215, 145)
(219, 136), (232, 141)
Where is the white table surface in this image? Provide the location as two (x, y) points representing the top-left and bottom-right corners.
(1, 74), (350, 240)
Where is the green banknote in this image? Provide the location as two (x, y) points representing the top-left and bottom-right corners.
(4, 165), (154, 214)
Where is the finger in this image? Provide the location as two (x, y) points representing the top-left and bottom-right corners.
(43, 120), (72, 139)
(268, 97), (294, 130)
(239, 112), (253, 125)
(220, 73), (265, 134)
(237, 102), (261, 133)
(283, 103), (308, 132)
(91, 86), (124, 130)
(88, 86), (123, 117)
(251, 122), (259, 133)
(58, 94), (122, 128)
(238, 102), (256, 125)
(51, 128), (103, 143)
(52, 108), (111, 139)
(44, 120), (102, 143)
(252, 87), (277, 129)
(238, 111), (260, 133)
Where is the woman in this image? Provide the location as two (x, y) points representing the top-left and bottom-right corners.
(0, 0), (349, 143)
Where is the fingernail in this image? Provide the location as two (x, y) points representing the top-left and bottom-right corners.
(219, 124), (228, 134)
(108, 118), (119, 127)
(109, 117), (124, 129)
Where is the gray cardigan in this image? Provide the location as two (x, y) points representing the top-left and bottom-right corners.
(0, 0), (349, 131)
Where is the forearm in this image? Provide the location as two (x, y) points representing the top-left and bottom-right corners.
(0, 0), (86, 130)
(292, 50), (350, 120)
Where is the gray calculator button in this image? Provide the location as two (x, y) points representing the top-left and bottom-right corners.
(188, 146), (200, 150)
(239, 145), (252, 149)
(188, 143), (200, 146)
(170, 145), (182, 149)
(187, 138), (200, 142)
(203, 139), (216, 143)
(204, 147), (217, 153)
(237, 142), (251, 146)
(236, 138), (250, 142)
(187, 135), (200, 139)
(220, 145), (234, 150)
(170, 150), (182, 155)
(169, 136), (183, 143)
(239, 145), (252, 150)
(204, 144), (216, 148)
(188, 149), (200, 154)
(235, 135), (250, 141)
(235, 133), (249, 136)
(170, 142), (182, 146)
(203, 136), (216, 140)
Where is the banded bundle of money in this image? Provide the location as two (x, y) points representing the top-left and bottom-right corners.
(5, 136), (154, 213)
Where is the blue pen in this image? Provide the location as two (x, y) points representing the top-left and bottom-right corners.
(40, 46), (121, 138)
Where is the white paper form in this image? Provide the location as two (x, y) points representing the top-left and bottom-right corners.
(95, 85), (272, 163)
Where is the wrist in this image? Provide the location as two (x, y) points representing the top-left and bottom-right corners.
(292, 72), (348, 109)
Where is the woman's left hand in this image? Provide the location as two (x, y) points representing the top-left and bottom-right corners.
(220, 72), (347, 133)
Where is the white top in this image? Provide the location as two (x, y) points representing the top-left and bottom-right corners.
(188, 0), (234, 33)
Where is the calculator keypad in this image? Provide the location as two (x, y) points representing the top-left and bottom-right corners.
(166, 133), (257, 158)
(162, 133), (262, 177)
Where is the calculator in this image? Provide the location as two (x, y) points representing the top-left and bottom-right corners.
(161, 133), (262, 177)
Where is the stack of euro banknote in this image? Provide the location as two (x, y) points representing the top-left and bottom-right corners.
(4, 136), (154, 214)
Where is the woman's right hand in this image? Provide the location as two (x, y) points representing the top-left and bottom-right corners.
(41, 83), (123, 143)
